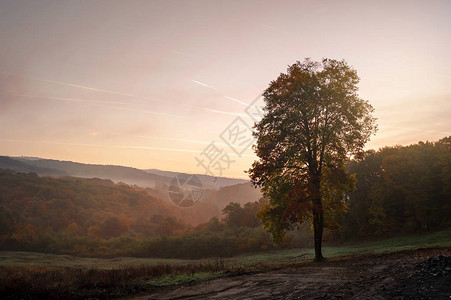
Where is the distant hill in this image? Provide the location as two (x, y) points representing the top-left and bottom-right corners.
(13, 157), (169, 188)
(0, 156), (262, 223)
(6, 156), (248, 189)
(206, 182), (261, 208)
(143, 169), (248, 189)
(0, 156), (67, 176)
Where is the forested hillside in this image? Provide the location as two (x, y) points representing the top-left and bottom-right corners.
(340, 136), (450, 238)
(0, 171), (220, 255)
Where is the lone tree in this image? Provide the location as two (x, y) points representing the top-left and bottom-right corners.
(248, 58), (377, 261)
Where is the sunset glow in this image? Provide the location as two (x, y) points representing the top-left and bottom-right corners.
(0, 0), (450, 178)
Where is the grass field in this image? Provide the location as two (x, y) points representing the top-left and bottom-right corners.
(228, 228), (451, 266)
(2, 228), (449, 269)
(1, 229), (450, 298)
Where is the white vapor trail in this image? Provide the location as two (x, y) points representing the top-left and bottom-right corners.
(191, 79), (219, 91)
(223, 96), (250, 106)
(5, 93), (185, 119)
(0, 70), (257, 119)
(6, 93), (130, 106)
(88, 103), (188, 119)
(0, 70), (136, 97)
(40, 79), (136, 97)
(104, 132), (233, 148)
(191, 79), (251, 106)
(0, 138), (256, 157)
(201, 107), (252, 118)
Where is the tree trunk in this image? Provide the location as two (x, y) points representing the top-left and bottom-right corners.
(312, 178), (324, 262)
(313, 204), (324, 261)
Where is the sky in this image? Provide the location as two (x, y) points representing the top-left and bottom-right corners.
(0, 0), (450, 179)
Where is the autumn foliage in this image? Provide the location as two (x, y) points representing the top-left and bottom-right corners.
(0, 137), (449, 259)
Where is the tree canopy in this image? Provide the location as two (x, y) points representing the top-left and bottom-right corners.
(341, 137), (451, 238)
(249, 58), (377, 261)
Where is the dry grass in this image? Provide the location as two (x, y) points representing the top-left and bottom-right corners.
(0, 259), (228, 299)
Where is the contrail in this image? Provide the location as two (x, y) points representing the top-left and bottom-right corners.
(191, 79), (219, 91)
(191, 79), (251, 106)
(202, 107), (253, 118)
(0, 70), (136, 97)
(4, 93), (185, 119)
(87, 103), (188, 119)
(5, 93), (131, 106)
(114, 145), (256, 157)
(40, 79), (136, 97)
(183, 103), (252, 118)
(0, 138), (202, 153)
(0, 70), (257, 118)
(223, 96), (250, 106)
(0, 138), (255, 157)
(127, 145), (255, 157)
(104, 132), (232, 148)
(5, 92), (246, 120)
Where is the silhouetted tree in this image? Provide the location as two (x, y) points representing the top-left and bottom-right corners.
(249, 58), (377, 261)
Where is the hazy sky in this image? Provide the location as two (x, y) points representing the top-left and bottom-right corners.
(0, 0), (450, 178)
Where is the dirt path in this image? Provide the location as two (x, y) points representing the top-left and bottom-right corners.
(130, 248), (451, 300)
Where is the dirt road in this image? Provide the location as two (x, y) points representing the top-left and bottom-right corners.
(130, 248), (451, 299)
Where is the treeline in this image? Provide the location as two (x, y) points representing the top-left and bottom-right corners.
(340, 136), (450, 239)
(137, 202), (313, 258)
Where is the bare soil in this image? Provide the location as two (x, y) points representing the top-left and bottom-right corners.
(130, 248), (451, 300)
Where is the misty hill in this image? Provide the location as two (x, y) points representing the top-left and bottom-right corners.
(12, 157), (168, 188)
(0, 157), (261, 224)
(0, 168), (220, 233)
(0, 156), (67, 176)
(207, 182), (261, 208)
(7, 157), (247, 189)
(144, 168), (247, 188)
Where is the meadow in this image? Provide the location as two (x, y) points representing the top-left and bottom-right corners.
(1, 228), (450, 299)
